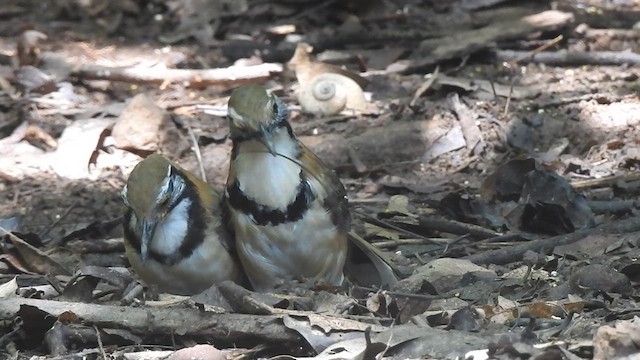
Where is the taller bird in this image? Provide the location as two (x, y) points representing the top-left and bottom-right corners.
(223, 85), (350, 292)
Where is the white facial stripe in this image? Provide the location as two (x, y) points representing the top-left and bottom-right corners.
(157, 168), (172, 202)
(264, 97), (274, 115)
(149, 198), (191, 256)
(228, 107), (242, 122)
(121, 184), (129, 205)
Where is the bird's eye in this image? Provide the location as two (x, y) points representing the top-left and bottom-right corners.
(158, 195), (170, 208)
(271, 97), (289, 125)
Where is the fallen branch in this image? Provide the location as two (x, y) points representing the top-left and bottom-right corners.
(465, 217), (640, 265)
(494, 49), (640, 66)
(0, 297), (301, 345)
(401, 10), (574, 73)
(72, 63), (283, 87)
(537, 93), (629, 108)
(587, 199), (640, 215)
(571, 173), (640, 190)
(575, 24), (640, 40)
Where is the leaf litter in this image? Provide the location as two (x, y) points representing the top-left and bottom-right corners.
(0, 0), (639, 358)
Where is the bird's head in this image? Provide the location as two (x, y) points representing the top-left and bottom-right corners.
(121, 154), (187, 262)
(227, 85), (290, 156)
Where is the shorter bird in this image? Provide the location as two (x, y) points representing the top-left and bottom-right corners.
(121, 154), (244, 295)
(224, 85), (350, 292)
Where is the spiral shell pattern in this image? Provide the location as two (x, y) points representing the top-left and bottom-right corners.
(297, 73), (366, 116)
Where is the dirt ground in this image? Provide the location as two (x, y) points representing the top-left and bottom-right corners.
(0, 0), (639, 359)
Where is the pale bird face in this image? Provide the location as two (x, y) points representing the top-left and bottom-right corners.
(227, 85), (290, 155)
(122, 154), (186, 261)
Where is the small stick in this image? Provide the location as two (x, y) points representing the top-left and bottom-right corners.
(572, 173), (640, 190)
(354, 208), (446, 245)
(185, 124), (206, 182)
(409, 66), (440, 107)
(373, 238), (450, 248)
(93, 325), (107, 360)
(505, 35), (563, 67)
(418, 215), (499, 238)
(502, 77), (516, 118)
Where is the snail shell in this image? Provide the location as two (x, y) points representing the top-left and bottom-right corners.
(297, 73), (366, 116)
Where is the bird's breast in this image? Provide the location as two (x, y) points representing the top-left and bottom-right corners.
(230, 201), (347, 291)
(234, 150), (303, 209)
(125, 230), (242, 295)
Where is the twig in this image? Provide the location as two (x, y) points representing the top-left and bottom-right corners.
(354, 208), (446, 246)
(93, 325), (107, 360)
(537, 93), (630, 108)
(443, 232), (526, 256)
(502, 77), (515, 118)
(418, 215), (500, 238)
(575, 24), (640, 40)
(409, 66), (439, 107)
(440, 233), (472, 254)
(505, 35), (563, 67)
(73, 63), (283, 87)
(372, 238), (450, 248)
(339, 313), (394, 322)
(186, 124), (206, 182)
(451, 55), (470, 73)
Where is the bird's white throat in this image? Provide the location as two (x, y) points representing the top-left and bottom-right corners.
(149, 198), (191, 256)
(235, 128), (302, 209)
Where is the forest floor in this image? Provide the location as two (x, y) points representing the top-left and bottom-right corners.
(0, 0), (639, 359)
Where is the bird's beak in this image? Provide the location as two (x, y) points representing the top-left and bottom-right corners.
(140, 218), (157, 262)
(259, 124), (277, 156)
